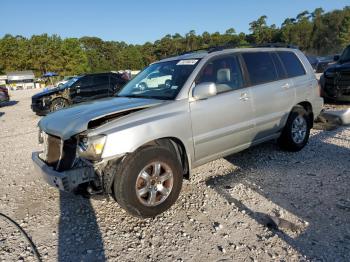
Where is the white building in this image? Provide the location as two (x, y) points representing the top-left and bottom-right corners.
(0, 75), (7, 86)
(7, 71), (35, 90)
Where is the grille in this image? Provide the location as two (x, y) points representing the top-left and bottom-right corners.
(324, 73), (350, 97)
(42, 133), (77, 171)
(338, 72), (350, 88)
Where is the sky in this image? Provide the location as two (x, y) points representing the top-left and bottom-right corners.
(0, 0), (349, 44)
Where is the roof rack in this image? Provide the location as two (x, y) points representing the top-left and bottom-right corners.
(207, 44), (256, 53)
(254, 43), (299, 49)
(179, 48), (208, 56)
(178, 43), (298, 56)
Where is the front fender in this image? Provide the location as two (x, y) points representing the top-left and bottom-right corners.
(100, 100), (195, 165)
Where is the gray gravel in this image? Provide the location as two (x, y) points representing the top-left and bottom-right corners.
(0, 90), (349, 261)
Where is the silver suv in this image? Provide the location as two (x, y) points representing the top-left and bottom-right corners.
(32, 47), (324, 217)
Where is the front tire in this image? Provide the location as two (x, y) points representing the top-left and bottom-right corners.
(278, 106), (311, 152)
(113, 145), (183, 218)
(50, 97), (68, 112)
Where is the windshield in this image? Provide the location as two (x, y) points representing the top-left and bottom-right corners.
(60, 76), (81, 88)
(340, 46), (350, 64)
(118, 59), (200, 100)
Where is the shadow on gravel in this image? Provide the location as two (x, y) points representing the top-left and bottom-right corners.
(207, 128), (350, 261)
(0, 112), (4, 118)
(58, 192), (106, 261)
(0, 100), (18, 107)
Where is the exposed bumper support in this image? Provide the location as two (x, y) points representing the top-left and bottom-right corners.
(32, 152), (97, 192)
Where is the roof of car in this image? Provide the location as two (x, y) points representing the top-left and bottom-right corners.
(79, 72), (121, 77)
(157, 46), (299, 63)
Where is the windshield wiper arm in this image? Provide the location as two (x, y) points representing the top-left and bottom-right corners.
(118, 94), (168, 100)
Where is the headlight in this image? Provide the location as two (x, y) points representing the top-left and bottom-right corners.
(78, 135), (106, 161)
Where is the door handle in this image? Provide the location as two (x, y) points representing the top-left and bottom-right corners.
(282, 83), (290, 89)
(239, 93), (249, 101)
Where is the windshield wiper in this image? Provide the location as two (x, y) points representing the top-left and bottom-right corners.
(118, 94), (170, 100)
(118, 94), (143, 98)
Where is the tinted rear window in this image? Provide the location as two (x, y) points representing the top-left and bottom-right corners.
(271, 52), (287, 79)
(242, 52), (278, 85)
(277, 52), (306, 78)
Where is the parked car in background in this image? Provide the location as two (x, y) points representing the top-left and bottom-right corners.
(321, 45), (350, 102)
(316, 56), (334, 73)
(31, 72), (128, 115)
(306, 55), (319, 71)
(137, 71), (172, 90)
(32, 46), (323, 218)
(0, 86), (9, 105)
(306, 55), (334, 73)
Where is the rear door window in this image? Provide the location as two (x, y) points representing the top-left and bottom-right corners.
(242, 52), (278, 85)
(271, 52), (288, 79)
(277, 51), (306, 78)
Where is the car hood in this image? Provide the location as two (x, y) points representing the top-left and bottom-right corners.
(326, 61), (350, 73)
(32, 87), (61, 99)
(39, 97), (163, 139)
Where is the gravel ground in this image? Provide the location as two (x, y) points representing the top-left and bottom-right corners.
(0, 90), (349, 262)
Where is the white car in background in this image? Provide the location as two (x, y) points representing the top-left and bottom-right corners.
(137, 71), (172, 90)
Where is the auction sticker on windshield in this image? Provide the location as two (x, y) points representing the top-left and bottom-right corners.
(176, 60), (198, 65)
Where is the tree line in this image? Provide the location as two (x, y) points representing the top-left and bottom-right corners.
(0, 6), (349, 77)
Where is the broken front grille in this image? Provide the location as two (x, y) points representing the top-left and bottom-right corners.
(42, 133), (77, 171)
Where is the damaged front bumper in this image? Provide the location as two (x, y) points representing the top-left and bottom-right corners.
(32, 151), (97, 192)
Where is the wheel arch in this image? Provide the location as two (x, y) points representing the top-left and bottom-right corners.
(296, 101), (314, 128)
(50, 96), (69, 105)
(107, 136), (191, 195)
(141, 137), (191, 180)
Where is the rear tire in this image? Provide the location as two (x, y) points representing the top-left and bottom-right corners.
(113, 145), (183, 218)
(278, 106), (311, 152)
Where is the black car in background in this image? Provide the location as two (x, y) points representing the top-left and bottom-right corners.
(31, 72), (128, 115)
(306, 55), (334, 73)
(321, 45), (350, 102)
(316, 56), (335, 73)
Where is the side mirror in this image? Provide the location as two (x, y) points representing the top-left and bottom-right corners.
(192, 82), (217, 100)
(334, 55), (340, 62)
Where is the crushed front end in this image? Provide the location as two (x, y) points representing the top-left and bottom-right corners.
(32, 130), (106, 194)
(322, 67), (350, 102)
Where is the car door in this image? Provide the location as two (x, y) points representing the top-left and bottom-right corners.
(189, 55), (256, 164)
(145, 72), (159, 88)
(70, 75), (93, 103)
(276, 51), (311, 106)
(241, 51), (295, 141)
(91, 74), (110, 99)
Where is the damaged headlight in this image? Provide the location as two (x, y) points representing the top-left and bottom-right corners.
(78, 135), (106, 161)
